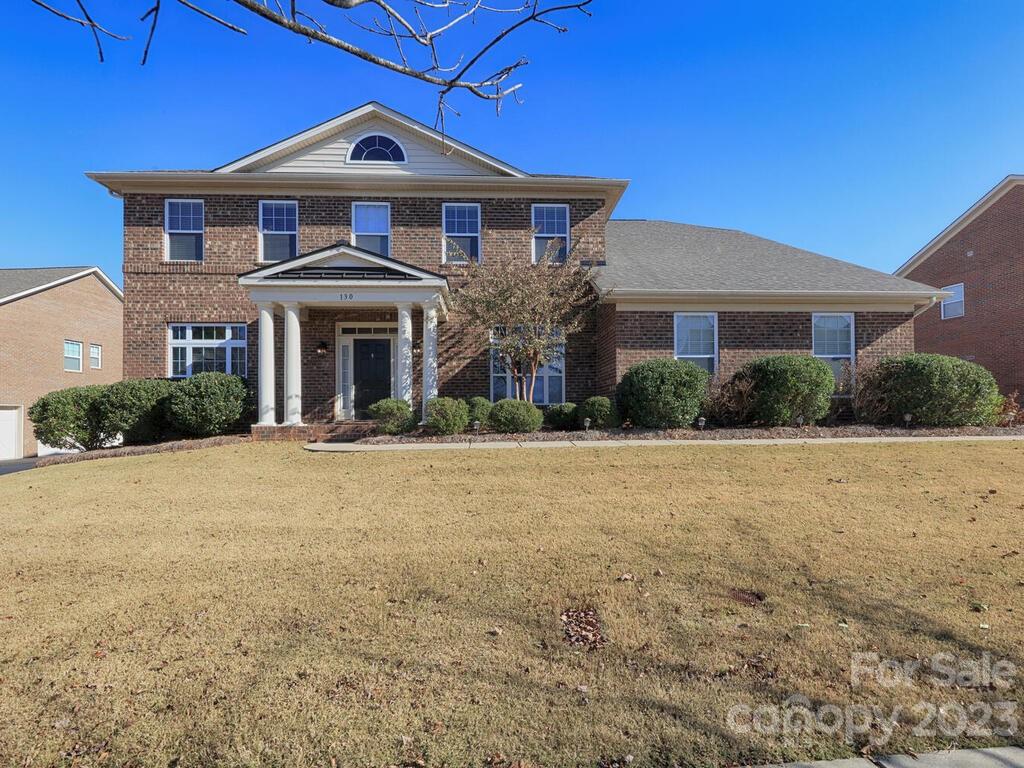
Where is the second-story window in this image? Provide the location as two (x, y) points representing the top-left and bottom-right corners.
(443, 203), (481, 263)
(165, 199), (204, 262)
(352, 202), (390, 257)
(532, 204), (569, 264)
(259, 200), (298, 262)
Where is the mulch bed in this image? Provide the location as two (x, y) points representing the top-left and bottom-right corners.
(35, 435), (249, 467)
(358, 424), (1024, 445)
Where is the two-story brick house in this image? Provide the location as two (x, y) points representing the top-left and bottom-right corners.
(89, 102), (944, 438)
(896, 175), (1024, 395)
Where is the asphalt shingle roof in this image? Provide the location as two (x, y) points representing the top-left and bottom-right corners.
(594, 220), (939, 294)
(0, 267), (95, 303)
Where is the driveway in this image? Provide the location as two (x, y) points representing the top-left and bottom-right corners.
(0, 457), (38, 476)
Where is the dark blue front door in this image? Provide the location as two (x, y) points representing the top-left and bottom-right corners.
(353, 339), (391, 418)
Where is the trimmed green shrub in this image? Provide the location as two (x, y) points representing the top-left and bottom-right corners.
(855, 353), (1003, 427)
(544, 402), (577, 430)
(732, 354), (835, 426)
(465, 396), (493, 427)
(168, 373), (248, 437)
(95, 378), (177, 445)
(28, 385), (111, 451)
(426, 397), (470, 435)
(488, 398), (544, 433)
(577, 396), (619, 429)
(616, 359), (709, 428)
(368, 397), (417, 435)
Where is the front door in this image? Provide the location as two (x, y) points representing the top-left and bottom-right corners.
(353, 338), (392, 418)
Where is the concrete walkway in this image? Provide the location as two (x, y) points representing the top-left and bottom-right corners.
(757, 746), (1024, 768)
(305, 433), (1024, 453)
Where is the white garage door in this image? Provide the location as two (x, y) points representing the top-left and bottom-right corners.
(0, 406), (23, 460)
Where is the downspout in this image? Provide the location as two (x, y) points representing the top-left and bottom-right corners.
(914, 295), (939, 318)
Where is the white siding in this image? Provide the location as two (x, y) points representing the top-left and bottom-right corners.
(257, 118), (492, 176)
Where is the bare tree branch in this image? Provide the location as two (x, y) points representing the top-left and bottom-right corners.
(28, 0), (593, 116)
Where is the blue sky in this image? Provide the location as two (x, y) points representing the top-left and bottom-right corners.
(4, 0), (1024, 285)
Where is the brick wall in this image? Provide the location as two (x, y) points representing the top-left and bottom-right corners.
(904, 184), (1024, 394)
(123, 193), (608, 415)
(0, 275), (123, 457)
(608, 308), (914, 383)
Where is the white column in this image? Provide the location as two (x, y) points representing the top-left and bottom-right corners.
(396, 303), (413, 405)
(283, 302), (303, 425)
(421, 300), (439, 420)
(257, 303), (276, 425)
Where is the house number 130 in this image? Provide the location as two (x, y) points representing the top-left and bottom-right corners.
(339, 293), (355, 300)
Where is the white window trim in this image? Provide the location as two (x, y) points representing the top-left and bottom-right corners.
(258, 199), (299, 263)
(673, 312), (719, 373)
(940, 282), (965, 320)
(345, 132), (409, 165)
(334, 322), (399, 420)
(442, 202), (482, 264)
(164, 198), (204, 262)
(89, 343), (102, 370)
(812, 312), (856, 387)
(531, 203), (571, 264)
(488, 333), (567, 405)
(64, 339), (83, 373)
(350, 201), (392, 257)
(167, 323), (248, 379)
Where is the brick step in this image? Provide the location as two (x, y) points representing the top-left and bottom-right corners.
(250, 421), (377, 443)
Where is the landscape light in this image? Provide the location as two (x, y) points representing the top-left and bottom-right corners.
(903, 413), (913, 428)
(697, 416), (706, 430)
(583, 417), (591, 432)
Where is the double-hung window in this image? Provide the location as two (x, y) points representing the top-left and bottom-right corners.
(812, 313), (854, 388)
(490, 330), (565, 405)
(352, 202), (390, 256)
(63, 340), (83, 372)
(532, 204), (570, 264)
(941, 283), (965, 319)
(89, 344), (102, 369)
(165, 199), (204, 261)
(259, 200), (298, 262)
(169, 324), (247, 378)
(443, 203), (481, 263)
(674, 313), (717, 373)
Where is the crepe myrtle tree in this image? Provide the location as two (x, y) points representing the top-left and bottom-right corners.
(28, 0), (592, 125)
(450, 237), (595, 403)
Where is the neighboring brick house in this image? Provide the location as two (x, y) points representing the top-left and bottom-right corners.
(0, 267), (123, 459)
(896, 175), (1024, 395)
(88, 102), (941, 438)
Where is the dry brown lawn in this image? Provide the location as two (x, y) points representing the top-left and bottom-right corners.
(1, 441), (1022, 767)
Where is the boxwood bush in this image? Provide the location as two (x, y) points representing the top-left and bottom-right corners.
(95, 378), (177, 445)
(367, 397), (417, 435)
(488, 398), (543, 433)
(732, 354), (835, 426)
(616, 359), (709, 428)
(543, 402), (577, 431)
(426, 397), (469, 435)
(855, 353), (1003, 427)
(168, 372), (248, 437)
(28, 385), (112, 451)
(465, 396), (493, 427)
(577, 396), (619, 429)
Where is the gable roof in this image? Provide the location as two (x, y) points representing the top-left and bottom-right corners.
(0, 266), (123, 306)
(215, 102), (527, 177)
(895, 175), (1024, 276)
(594, 220), (942, 301)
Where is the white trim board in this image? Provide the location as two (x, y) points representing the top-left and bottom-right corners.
(0, 267), (123, 306)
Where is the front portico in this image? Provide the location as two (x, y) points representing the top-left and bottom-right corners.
(239, 243), (448, 427)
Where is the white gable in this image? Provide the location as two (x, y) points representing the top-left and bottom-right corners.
(255, 117), (490, 176)
(216, 102), (525, 178)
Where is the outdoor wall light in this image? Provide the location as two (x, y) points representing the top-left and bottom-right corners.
(316, 341), (329, 357)
(697, 416), (706, 430)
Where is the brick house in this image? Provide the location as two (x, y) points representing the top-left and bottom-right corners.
(896, 175), (1024, 395)
(0, 267), (123, 459)
(88, 102), (942, 438)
